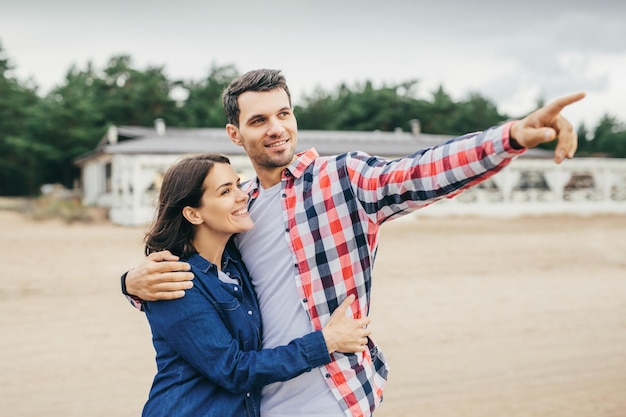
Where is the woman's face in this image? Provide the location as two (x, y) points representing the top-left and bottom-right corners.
(191, 163), (253, 236)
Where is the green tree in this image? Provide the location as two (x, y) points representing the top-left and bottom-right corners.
(182, 63), (239, 127)
(448, 93), (508, 134)
(574, 123), (593, 156)
(296, 81), (506, 135)
(33, 63), (108, 188)
(0, 41), (45, 195)
(590, 115), (626, 157)
(3, 43), (625, 198)
(297, 80), (421, 132)
(98, 55), (183, 126)
(419, 85), (457, 134)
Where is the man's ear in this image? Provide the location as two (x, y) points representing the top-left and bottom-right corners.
(226, 124), (243, 147)
(182, 206), (203, 225)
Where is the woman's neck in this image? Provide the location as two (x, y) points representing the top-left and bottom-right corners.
(192, 231), (230, 270)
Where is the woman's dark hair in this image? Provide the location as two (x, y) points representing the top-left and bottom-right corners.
(222, 68), (292, 127)
(144, 153), (231, 258)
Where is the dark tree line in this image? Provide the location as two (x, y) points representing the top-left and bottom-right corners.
(1, 41), (624, 196)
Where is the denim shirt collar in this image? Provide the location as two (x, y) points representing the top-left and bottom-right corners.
(185, 241), (240, 274)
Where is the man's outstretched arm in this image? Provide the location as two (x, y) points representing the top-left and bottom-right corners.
(122, 250), (194, 308)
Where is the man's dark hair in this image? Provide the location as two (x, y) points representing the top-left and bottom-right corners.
(222, 69), (292, 127)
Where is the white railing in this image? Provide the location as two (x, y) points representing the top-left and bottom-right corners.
(107, 156), (626, 225)
(414, 158), (626, 218)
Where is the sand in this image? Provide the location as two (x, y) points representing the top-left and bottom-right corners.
(1, 209), (625, 417)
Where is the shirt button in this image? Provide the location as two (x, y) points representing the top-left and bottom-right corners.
(281, 193), (286, 198)
(233, 287), (238, 291)
(246, 392), (251, 397)
(302, 298), (308, 303)
(325, 373), (331, 378)
(248, 310), (253, 315)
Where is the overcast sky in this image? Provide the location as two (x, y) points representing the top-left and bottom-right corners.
(1, 0), (625, 129)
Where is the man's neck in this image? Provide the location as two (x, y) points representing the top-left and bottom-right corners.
(258, 175), (281, 189)
(253, 161), (293, 189)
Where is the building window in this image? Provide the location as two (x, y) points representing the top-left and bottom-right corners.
(105, 163), (112, 192)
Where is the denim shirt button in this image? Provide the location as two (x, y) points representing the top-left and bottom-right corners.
(248, 310), (253, 315)
(246, 392), (251, 397)
(233, 286), (238, 291)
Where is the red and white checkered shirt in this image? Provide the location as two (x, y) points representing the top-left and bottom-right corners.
(241, 122), (523, 417)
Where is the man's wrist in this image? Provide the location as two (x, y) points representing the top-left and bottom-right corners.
(508, 121), (525, 150)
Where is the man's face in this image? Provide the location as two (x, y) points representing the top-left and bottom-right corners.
(227, 88), (298, 172)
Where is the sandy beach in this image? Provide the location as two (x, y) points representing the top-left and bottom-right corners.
(1, 208), (625, 417)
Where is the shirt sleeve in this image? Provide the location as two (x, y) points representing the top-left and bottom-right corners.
(344, 121), (525, 223)
(144, 281), (331, 394)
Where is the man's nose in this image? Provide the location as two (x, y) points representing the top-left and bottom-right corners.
(266, 117), (285, 136)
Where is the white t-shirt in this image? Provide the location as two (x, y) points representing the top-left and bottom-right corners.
(236, 183), (344, 417)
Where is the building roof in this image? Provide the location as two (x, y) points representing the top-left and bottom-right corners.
(75, 123), (554, 165)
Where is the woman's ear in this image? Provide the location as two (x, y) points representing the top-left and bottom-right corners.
(182, 206), (203, 225)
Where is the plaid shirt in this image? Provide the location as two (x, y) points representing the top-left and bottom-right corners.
(241, 122), (523, 417)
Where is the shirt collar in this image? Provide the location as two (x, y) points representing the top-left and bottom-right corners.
(185, 239), (240, 273)
(286, 148), (319, 179)
(243, 148), (320, 196)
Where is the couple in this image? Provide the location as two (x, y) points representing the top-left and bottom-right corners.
(124, 68), (585, 417)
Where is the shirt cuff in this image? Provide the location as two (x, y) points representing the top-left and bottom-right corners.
(502, 121), (527, 155)
(302, 330), (332, 367)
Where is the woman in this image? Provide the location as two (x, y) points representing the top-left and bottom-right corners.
(142, 153), (370, 417)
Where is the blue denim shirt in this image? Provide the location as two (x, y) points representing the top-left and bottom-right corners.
(142, 242), (330, 417)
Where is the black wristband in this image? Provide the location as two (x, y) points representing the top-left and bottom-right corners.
(120, 271), (130, 296)
(510, 137), (525, 150)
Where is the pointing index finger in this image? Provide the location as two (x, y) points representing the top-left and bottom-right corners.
(544, 92), (586, 116)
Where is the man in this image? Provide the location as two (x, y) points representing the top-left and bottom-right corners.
(123, 69), (584, 417)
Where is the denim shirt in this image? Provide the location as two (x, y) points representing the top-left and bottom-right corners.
(142, 241), (330, 417)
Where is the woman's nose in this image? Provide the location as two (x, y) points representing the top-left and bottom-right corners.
(237, 188), (249, 202)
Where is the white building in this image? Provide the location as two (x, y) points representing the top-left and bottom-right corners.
(74, 120), (626, 226)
